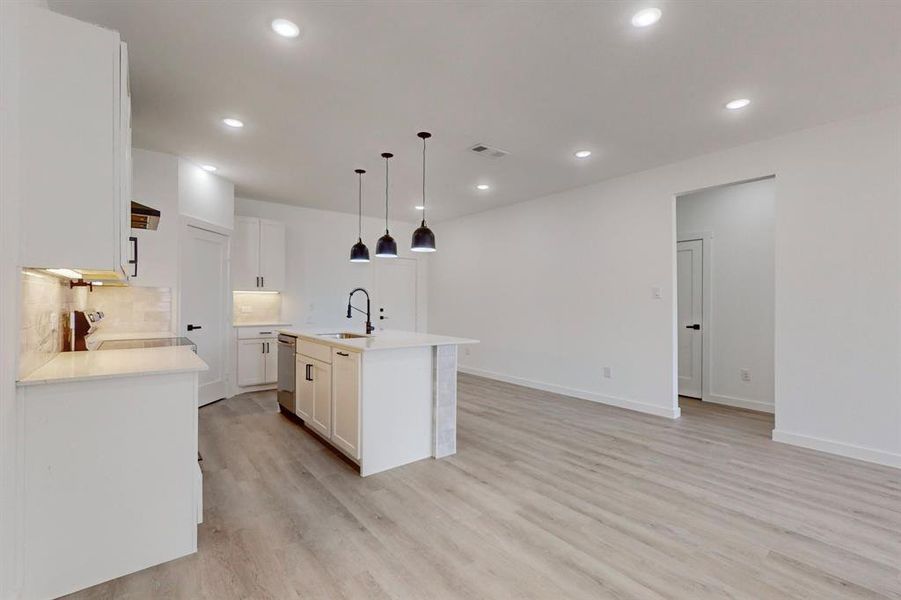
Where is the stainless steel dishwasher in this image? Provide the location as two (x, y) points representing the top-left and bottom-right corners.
(277, 333), (297, 413)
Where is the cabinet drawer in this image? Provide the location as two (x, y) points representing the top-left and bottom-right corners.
(297, 340), (331, 363)
(236, 327), (278, 340)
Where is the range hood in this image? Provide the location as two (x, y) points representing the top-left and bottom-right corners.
(131, 201), (160, 230)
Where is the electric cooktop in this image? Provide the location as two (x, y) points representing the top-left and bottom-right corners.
(96, 337), (196, 351)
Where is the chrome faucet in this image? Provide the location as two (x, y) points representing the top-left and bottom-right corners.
(346, 287), (375, 334)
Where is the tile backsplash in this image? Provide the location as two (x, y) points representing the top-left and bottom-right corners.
(233, 291), (282, 325)
(19, 270), (173, 379)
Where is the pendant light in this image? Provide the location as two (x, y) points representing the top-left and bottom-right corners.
(411, 131), (436, 252)
(349, 169), (370, 263)
(375, 152), (398, 258)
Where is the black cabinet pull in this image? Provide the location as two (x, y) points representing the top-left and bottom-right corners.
(305, 364), (313, 381)
(261, 276), (264, 287)
(336, 351), (349, 357)
(128, 236), (138, 277)
(187, 324), (202, 331)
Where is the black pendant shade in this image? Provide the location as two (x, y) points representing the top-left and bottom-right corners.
(411, 132), (437, 252)
(375, 152), (398, 258)
(349, 169), (370, 263)
(411, 221), (436, 252)
(350, 237), (370, 262)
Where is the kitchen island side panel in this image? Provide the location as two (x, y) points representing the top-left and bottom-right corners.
(360, 346), (432, 476)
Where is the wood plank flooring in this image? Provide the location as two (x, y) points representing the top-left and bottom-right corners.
(66, 375), (901, 599)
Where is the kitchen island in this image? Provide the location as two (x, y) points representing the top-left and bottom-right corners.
(280, 329), (477, 476)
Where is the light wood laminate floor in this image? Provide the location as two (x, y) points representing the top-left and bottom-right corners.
(66, 375), (901, 599)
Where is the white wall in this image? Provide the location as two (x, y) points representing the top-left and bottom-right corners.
(178, 159), (234, 231)
(430, 107), (901, 467)
(677, 177), (775, 412)
(235, 198), (430, 332)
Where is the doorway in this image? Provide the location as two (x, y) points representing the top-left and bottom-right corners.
(180, 222), (229, 406)
(675, 176), (775, 413)
(373, 258), (418, 332)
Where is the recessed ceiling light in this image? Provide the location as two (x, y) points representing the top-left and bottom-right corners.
(632, 7), (662, 28)
(222, 117), (244, 128)
(574, 150), (592, 159)
(476, 184), (490, 191)
(725, 98), (751, 110)
(415, 205), (425, 210)
(271, 18), (300, 38)
(201, 164), (217, 173)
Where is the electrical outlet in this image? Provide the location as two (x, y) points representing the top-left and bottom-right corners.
(652, 286), (662, 300)
(240, 305), (252, 314)
(603, 366), (612, 378)
(464, 347), (471, 356)
(740, 368), (751, 382)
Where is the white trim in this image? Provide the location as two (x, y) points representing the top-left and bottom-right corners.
(181, 214), (232, 237)
(705, 393), (774, 414)
(458, 365), (681, 419)
(772, 429), (901, 469)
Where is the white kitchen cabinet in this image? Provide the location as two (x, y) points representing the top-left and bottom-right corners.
(19, 7), (131, 275)
(296, 355), (332, 438)
(231, 216), (285, 291)
(259, 219), (287, 292)
(331, 349), (361, 459)
(236, 338), (277, 387)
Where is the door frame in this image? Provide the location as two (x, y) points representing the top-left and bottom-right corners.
(676, 231), (713, 403)
(177, 216), (232, 405)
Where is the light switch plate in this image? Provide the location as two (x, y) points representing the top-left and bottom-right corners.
(652, 286), (662, 299)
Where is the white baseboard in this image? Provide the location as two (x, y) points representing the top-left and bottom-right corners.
(772, 429), (901, 469)
(705, 393), (774, 414)
(458, 365), (680, 419)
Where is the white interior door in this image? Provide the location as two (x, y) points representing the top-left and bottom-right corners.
(374, 258), (417, 331)
(677, 239), (703, 398)
(181, 224), (229, 406)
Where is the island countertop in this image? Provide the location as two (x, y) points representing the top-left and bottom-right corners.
(279, 328), (478, 353)
(17, 346), (208, 386)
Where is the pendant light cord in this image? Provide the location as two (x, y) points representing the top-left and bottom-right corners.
(384, 156), (389, 232)
(421, 136), (427, 222)
(358, 171), (363, 239)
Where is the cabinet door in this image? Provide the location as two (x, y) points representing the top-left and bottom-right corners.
(263, 340), (278, 384)
(295, 356), (314, 421)
(308, 359), (332, 438)
(231, 217), (260, 291)
(258, 219), (286, 291)
(19, 8), (122, 271)
(117, 42), (132, 278)
(331, 350), (361, 459)
(236, 340), (265, 386)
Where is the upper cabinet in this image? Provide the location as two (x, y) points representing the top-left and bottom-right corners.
(18, 7), (131, 276)
(232, 217), (286, 291)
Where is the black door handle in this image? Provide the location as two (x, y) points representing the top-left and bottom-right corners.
(685, 324), (701, 330)
(187, 324), (202, 331)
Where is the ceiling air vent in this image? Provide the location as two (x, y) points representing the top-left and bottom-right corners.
(470, 143), (509, 158)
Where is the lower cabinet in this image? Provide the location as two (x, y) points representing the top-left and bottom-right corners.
(294, 346), (360, 461)
(296, 355), (331, 438)
(236, 338), (277, 387)
(331, 349), (361, 459)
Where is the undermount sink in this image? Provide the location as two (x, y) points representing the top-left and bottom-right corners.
(316, 332), (370, 339)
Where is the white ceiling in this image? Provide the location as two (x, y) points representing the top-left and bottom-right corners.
(49, 1), (901, 223)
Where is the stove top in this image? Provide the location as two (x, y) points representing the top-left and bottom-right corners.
(96, 337), (196, 351)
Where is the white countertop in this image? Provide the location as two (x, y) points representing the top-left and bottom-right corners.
(84, 330), (177, 351)
(233, 322), (292, 328)
(280, 328), (478, 352)
(17, 346), (208, 386)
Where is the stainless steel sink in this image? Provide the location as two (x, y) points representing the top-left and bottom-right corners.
(316, 332), (369, 339)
